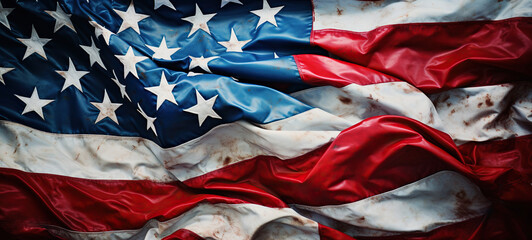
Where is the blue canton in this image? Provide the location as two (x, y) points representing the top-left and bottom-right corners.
(0, 0), (325, 147)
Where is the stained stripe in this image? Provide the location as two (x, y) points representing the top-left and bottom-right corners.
(46, 225), (138, 240)
(292, 81), (442, 127)
(47, 203), (320, 240)
(429, 83), (532, 144)
(312, 0), (532, 32)
(307, 18), (532, 92)
(292, 82), (532, 144)
(0, 109), (345, 181)
(291, 171), (491, 237)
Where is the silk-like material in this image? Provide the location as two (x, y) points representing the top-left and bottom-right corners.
(308, 18), (532, 93)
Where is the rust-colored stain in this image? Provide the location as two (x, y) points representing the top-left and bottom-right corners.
(223, 156), (232, 166)
(401, 84), (418, 94)
(427, 112), (434, 125)
(453, 190), (475, 219)
(13, 143), (20, 154)
(338, 95), (352, 104)
(487, 82), (531, 128)
(484, 95), (494, 107)
(360, 0), (384, 11)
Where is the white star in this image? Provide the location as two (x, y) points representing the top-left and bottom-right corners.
(137, 103), (158, 136)
(111, 70), (131, 101)
(56, 58), (89, 92)
(90, 20), (113, 45)
(221, 0), (242, 8)
(44, 2), (76, 33)
(115, 46), (148, 79)
(189, 55), (219, 73)
(80, 38), (106, 70)
(182, 4), (216, 37)
(0, 67), (14, 85)
(114, 1), (149, 34)
(15, 87), (54, 120)
(0, 2), (14, 30)
(273, 52), (279, 58)
(250, 0), (284, 29)
(146, 36), (180, 60)
(145, 72), (177, 110)
(154, 0), (175, 10)
(218, 28), (250, 52)
(17, 25), (51, 60)
(184, 90), (221, 127)
(91, 90), (122, 124)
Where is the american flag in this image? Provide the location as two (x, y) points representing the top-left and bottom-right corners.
(0, 0), (531, 239)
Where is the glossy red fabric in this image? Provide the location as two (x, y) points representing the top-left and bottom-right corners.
(458, 135), (532, 203)
(305, 18), (532, 93)
(0, 169), (264, 238)
(294, 54), (400, 88)
(1, 116), (530, 239)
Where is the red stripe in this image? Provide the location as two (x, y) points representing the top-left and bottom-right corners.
(458, 135), (532, 202)
(1, 117), (530, 238)
(0, 168), (284, 237)
(303, 18), (532, 93)
(294, 54), (399, 88)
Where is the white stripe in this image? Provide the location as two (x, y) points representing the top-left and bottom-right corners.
(291, 171), (491, 237)
(46, 226), (136, 240)
(0, 109), (346, 181)
(292, 81), (443, 128)
(429, 83), (532, 144)
(291, 82), (532, 144)
(312, 0), (532, 32)
(47, 203), (320, 240)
